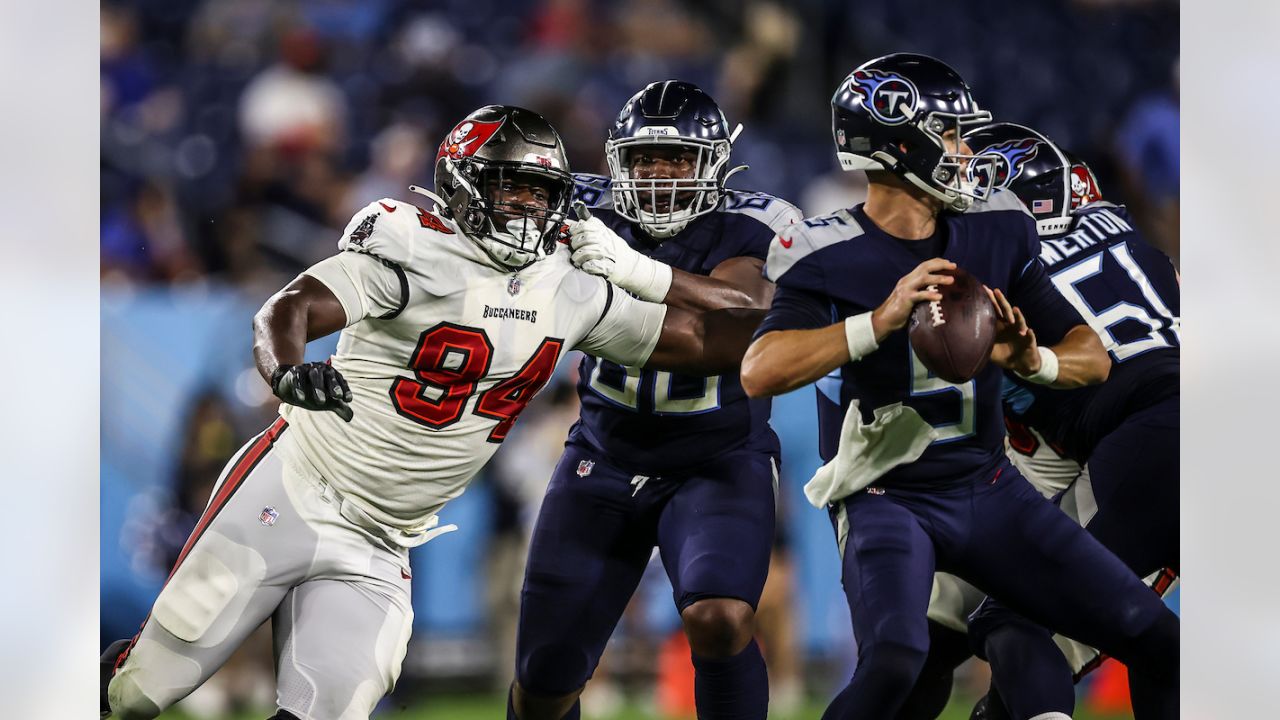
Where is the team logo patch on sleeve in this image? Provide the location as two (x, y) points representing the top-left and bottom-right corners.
(576, 460), (595, 477)
(349, 213), (378, 246)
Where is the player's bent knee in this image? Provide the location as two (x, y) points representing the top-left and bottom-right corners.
(680, 598), (755, 658)
(1112, 607), (1178, 674)
(857, 638), (930, 694)
(106, 670), (164, 720)
(512, 680), (583, 720)
(518, 643), (594, 696)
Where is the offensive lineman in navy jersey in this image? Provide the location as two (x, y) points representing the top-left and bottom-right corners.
(953, 124), (1181, 720)
(740, 54), (1179, 719)
(509, 81), (802, 720)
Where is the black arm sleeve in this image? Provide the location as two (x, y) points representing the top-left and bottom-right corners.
(753, 285), (835, 339)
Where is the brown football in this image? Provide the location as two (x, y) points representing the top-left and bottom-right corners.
(907, 266), (997, 384)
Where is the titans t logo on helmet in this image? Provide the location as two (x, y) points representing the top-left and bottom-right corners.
(973, 138), (1041, 190)
(847, 69), (919, 126)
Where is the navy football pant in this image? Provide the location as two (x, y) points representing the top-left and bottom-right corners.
(820, 457), (1174, 720)
(515, 443), (776, 698)
(972, 396), (1180, 719)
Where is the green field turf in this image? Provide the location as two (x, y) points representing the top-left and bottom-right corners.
(154, 695), (1131, 719)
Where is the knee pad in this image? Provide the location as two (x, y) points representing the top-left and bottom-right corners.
(153, 532), (266, 645)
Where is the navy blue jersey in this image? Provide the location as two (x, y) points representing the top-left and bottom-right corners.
(756, 190), (1087, 489)
(1003, 202), (1180, 461)
(567, 173), (802, 474)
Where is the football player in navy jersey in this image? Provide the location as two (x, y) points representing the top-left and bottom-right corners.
(948, 124), (1180, 720)
(508, 80), (802, 720)
(740, 54), (1179, 719)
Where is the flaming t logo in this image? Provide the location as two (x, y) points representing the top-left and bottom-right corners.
(847, 69), (919, 125)
(973, 138), (1041, 190)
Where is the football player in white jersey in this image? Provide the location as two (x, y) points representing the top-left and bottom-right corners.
(101, 105), (766, 720)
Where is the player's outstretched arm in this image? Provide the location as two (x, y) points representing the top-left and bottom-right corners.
(985, 286), (1110, 389)
(665, 256), (774, 312)
(741, 258), (955, 398)
(253, 275), (354, 421)
(644, 306), (768, 375)
(567, 204), (773, 312)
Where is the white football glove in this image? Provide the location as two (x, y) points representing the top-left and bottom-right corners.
(568, 206), (672, 303)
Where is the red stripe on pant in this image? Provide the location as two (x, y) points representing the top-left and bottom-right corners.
(113, 417), (288, 673)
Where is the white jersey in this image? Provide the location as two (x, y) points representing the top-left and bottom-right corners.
(1004, 425), (1083, 500)
(277, 198), (667, 544)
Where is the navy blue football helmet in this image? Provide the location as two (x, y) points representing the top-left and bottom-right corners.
(605, 80), (745, 237)
(962, 122), (1103, 236)
(832, 53), (993, 211)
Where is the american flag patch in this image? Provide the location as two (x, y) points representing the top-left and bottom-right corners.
(1032, 199), (1054, 213)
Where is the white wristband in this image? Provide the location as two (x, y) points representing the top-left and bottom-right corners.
(1017, 346), (1059, 385)
(619, 256), (673, 303)
(844, 312), (879, 362)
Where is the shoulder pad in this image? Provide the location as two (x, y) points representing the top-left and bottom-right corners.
(764, 209), (864, 283)
(338, 198), (455, 267)
(571, 173), (615, 211)
(1071, 200), (1127, 220)
(719, 189), (804, 235)
(965, 188), (1033, 218)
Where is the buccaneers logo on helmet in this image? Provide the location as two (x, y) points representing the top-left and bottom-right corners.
(438, 118), (505, 161)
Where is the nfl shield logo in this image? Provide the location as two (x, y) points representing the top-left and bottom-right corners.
(259, 506), (279, 526)
(576, 460), (595, 477)
(507, 276), (522, 296)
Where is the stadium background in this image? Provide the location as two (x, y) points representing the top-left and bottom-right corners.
(99, 0), (1178, 718)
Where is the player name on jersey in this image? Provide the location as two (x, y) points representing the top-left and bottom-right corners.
(1038, 207), (1134, 265)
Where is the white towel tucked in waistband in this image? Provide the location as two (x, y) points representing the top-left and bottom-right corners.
(803, 401), (938, 508)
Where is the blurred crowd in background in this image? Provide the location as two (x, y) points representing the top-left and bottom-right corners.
(100, 0), (1178, 716)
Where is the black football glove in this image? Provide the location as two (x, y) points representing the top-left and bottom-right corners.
(270, 362), (354, 422)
